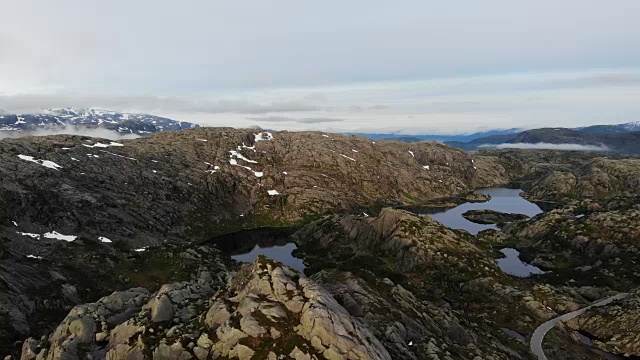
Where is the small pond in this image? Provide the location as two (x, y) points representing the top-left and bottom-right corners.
(209, 227), (305, 273)
(496, 248), (544, 277)
(426, 188), (542, 235)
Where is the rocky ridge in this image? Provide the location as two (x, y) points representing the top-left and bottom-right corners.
(20, 257), (392, 360)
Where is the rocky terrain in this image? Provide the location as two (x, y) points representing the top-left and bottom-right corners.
(0, 128), (509, 355)
(0, 108), (198, 136)
(476, 149), (640, 203)
(2, 131), (640, 359)
(19, 257), (393, 360)
(566, 289), (640, 356)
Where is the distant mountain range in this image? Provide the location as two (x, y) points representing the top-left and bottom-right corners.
(355, 121), (640, 154)
(347, 128), (524, 143)
(0, 108), (198, 135)
(577, 122), (640, 134)
(444, 124), (640, 154)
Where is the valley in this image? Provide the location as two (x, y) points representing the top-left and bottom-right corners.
(1, 128), (639, 359)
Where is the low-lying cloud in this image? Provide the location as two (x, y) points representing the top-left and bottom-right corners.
(0, 127), (140, 140)
(246, 116), (344, 124)
(481, 142), (610, 151)
(0, 94), (320, 115)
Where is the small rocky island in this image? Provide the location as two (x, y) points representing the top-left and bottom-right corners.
(462, 209), (529, 226)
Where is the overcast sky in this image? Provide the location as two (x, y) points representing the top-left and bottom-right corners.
(1, 0), (639, 134)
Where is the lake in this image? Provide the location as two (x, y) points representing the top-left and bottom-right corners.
(209, 227), (305, 273)
(427, 188), (543, 235)
(426, 188), (545, 277)
(497, 248), (545, 277)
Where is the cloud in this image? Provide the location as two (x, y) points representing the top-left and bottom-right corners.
(0, 127), (140, 140)
(246, 116), (344, 124)
(0, 94), (319, 115)
(546, 73), (640, 89)
(481, 142), (610, 151)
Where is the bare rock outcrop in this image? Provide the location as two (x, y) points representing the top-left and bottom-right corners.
(19, 258), (391, 360)
(565, 288), (640, 357)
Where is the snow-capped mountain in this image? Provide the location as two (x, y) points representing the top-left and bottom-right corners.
(576, 121), (640, 134)
(0, 108), (198, 135)
(622, 121), (640, 131)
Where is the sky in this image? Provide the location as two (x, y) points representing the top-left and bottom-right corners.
(1, 0), (639, 134)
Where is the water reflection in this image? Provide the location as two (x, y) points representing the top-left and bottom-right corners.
(497, 248), (544, 277)
(426, 188), (542, 235)
(232, 243), (305, 273)
(210, 227), (305, 272)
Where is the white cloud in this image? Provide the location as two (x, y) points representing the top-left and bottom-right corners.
(246, 116), (344, 124)
(482, 143), (611, 151)
(2, 68), (640, 134)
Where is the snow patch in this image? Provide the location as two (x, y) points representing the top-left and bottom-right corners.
(134, 247), (147, 252)
(17, 232), (40, 239)
(98, 236), (112, 243)
(18, 155), (63, 170)
(322, 134), (329, 138)
(423, 165), (430, 170)
(339, 154), (356, 162)
(12, 221), (17, 227)
(239, 143), (256, 152)
(196, 139), (208, 142)
(408, 151), (414, 157)
(206, 163), (220, 174)
(254, 132), (273, 142)
(267, 190), (280, 196)
(26, 255), (43, 260)
(352, 149), (359, 153)
(83, 142), (124, 148)
(229, 150), (258, 164)
(99, 150), (137, 161)
(43, 231), (77, 242)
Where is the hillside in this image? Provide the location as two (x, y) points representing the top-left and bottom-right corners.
(578, 121), (640, 134)
(3, 130), (640, 359)
(0, 128), (509, 351)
